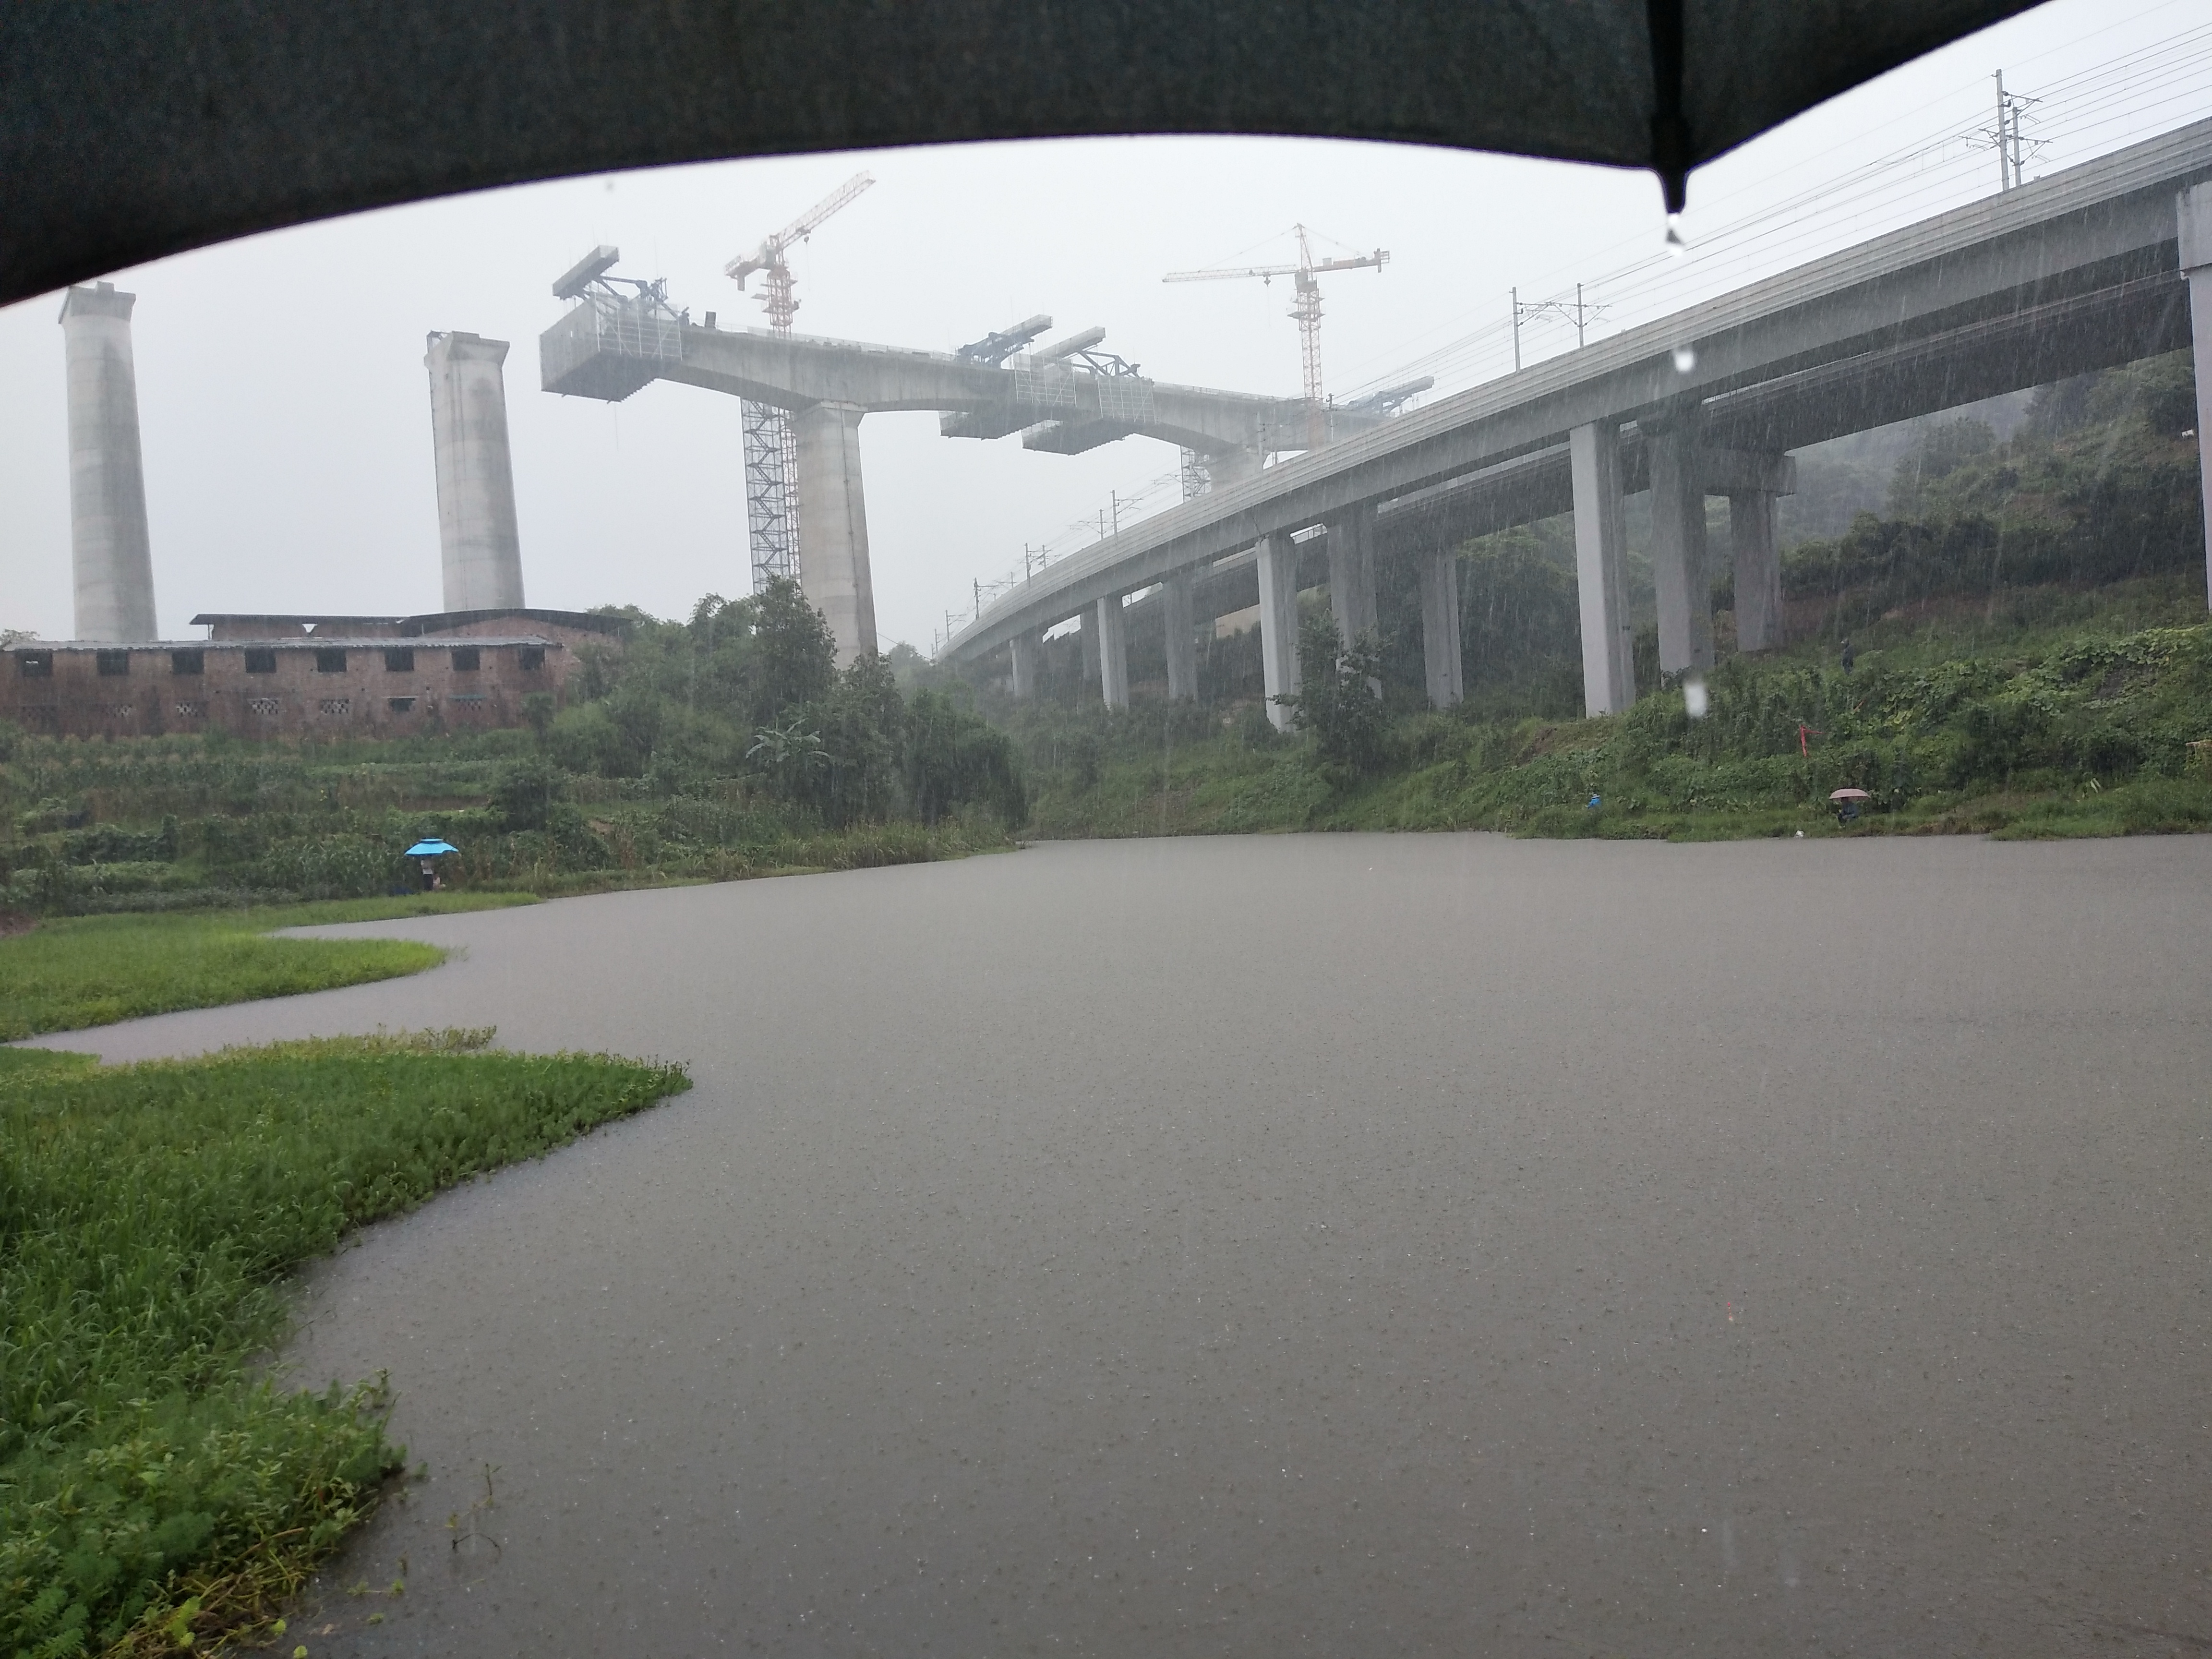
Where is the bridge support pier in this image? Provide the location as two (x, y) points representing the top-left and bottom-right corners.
(1257, 530), (1302, 732)
(1097, 595), (1130, 709)
(59, 283), (159, 642)
(2181, 183), (2212, 609)
(1163, 572), (1198, 699)
(1570, 420), (1636, 715)
(1647, 408), (1713, 679)
(1328, 506), (1378, 642)
(1328, 505), (1381, 696)
(1008, 630), (1038, 698)
(793, 401), (878, 663)
(1729, 491), (1784, 651)
(1418, 546), (1463, 708)
(424, 331), (526, 615)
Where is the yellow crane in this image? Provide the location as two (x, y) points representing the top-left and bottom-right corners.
(1165, 225), (1388, 449)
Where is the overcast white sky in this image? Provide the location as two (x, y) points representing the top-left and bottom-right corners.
(2, 0), (2206, 650)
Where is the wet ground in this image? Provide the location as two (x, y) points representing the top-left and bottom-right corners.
(42, 834), (2212, 1656)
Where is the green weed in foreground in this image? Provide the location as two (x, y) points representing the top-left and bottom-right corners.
(0, 893), (537, 1040)
(0, 1029), (689, 1657)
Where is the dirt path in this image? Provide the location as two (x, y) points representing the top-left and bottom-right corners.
(43, 835), (2212, 1656)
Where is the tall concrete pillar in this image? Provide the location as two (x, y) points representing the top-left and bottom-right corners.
(59, 283), (157, 642)
(1008, 630), (1038, 698)
(1096, 595), (1130, 709)
(1256, 530), (1302, 732)
(1569, 420), (1635, 714)
(2180, 183), (2212, 608)
(425, 331), (526, 615)
(1326, 505), (1378, 646)
(1729, 491), (1784, 651)
(793, 400), (877, 662)
(1418, 545), (1464, 708)
(1647, 408), (1713, 677)
(1080, 604), (1101, 685)
(1162, 571), (1198, 700)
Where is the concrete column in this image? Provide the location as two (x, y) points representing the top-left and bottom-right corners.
(1568, 420), (1635, 714)
(1080, 605), (1101, 685)
(1418, 545), (1464, 708)
(1326, 505), (1378, 646)
(1162, 571), (1198, 700)
(59, 283), (157, 642)
(1647, 408), (1713, 677)
(2180, 183), (2212, 608)
(1729, 491), (1784, 651)
(1256, 529), (1302, 732)
(425, 331), (526, 615)
(1096, 595), (1130, 709)
(792, 400), (878, 662)
(1008, 630), (1038, 698)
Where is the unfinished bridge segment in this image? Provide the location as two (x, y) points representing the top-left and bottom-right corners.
(541, 278), (1382, 664)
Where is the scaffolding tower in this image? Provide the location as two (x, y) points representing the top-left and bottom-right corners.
(743, 402), (798, 587)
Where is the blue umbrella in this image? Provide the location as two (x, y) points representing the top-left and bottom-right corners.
(405, 839), (459, 856)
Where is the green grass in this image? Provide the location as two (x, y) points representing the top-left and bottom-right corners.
(1010, 609), (2212, 845)
(0, 1029), (689, 1657)
(0, 893), (537, 1041)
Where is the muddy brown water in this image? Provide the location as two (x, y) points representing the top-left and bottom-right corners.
(37, 835), (2212, 1656)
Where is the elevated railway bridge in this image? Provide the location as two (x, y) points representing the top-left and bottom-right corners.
(941, 119), (2212, 723)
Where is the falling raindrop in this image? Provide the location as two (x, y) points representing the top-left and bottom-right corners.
(1673, 343), (1697, 374)
(1664, 214), (1689, 257)
(1683, 676), (1709, 718)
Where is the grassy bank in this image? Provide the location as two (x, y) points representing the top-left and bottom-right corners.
(1009, 604), (2212, 844)
(0, 1030), (689, 1657)
(0, 894), (541, 1041)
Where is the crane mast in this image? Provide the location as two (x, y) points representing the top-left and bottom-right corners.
(1165, 224), (1388, 450)
(725, 172), (875, 592)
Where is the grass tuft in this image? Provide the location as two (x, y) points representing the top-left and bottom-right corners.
(0, 894), (535, 1040)
(0, 1030), (689, 1656)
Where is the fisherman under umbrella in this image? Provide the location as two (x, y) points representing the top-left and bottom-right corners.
(404, 837), (459, 891)
(1828, 787), (1872, 825)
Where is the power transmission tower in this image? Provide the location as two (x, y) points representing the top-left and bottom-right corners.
(723, 171), (875, 592)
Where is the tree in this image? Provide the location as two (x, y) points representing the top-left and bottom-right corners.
(905, 689), (1027, 827)
(746, 715), (829, 800)
(1289, 613), (1388, 773)
(745, 577), (837, 731)
(811, 651), (905, 826)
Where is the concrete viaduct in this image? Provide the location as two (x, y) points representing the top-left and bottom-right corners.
(541, 299), (1395, 661)
(943, 118), (2212, 726)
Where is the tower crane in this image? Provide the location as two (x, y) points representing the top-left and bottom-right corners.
(1164, 225), (1387, 450)
(725, 170), (875, 335)
(723, 171), (874, 590)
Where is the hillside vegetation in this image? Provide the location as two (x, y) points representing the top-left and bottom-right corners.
(0, 580), (1025, 918)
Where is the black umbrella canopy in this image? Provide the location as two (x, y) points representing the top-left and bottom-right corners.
(1, 0), (2036, 306)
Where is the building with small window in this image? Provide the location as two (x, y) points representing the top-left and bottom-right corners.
(0, 607), (619, 740)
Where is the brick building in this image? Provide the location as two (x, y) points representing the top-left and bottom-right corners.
(1, 608), (620, 741)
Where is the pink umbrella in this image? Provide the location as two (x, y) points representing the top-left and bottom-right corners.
(1829, 788), (1872, 801)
